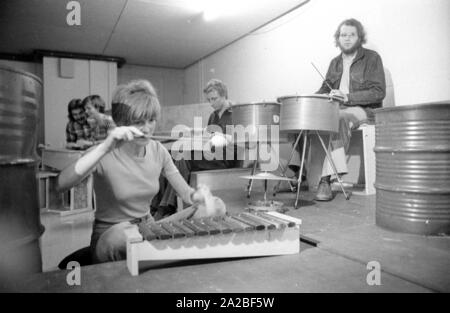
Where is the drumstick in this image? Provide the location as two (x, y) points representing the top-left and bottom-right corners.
(136, 134), (209, 141)
(311, 62), (333, 91)
(137, 134), (180, 141)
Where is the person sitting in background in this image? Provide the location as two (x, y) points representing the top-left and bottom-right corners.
(82, 95), (116, 142)
(57, 79), (223, 264)
(152, 79), (240, 220)
(65, 98), (94, 150)
(314, 18), (386, 201)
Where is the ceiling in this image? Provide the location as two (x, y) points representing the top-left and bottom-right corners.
(0, 0), (308, 69)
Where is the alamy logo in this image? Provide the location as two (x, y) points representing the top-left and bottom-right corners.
(169, 117), (280, 171)
(66, 1), (81, 26)
(366, 261), (381, 286)
(66, 261), (81, 286)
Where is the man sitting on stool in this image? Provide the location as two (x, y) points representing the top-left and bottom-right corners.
(314, 18), (386, 201)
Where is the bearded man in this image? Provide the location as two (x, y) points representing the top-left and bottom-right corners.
(314, 18), (386, 201)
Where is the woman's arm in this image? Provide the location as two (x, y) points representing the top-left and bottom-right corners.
(57, 142), (109, 192)
(165, 170), (196, 205)
(57, 126), (144, 192)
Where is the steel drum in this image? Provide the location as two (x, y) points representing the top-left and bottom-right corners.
(374, 101), (450, 235)
(232, 102), (281, 143)
(232, 102), (280, 127)
(278, 94), (339, 133)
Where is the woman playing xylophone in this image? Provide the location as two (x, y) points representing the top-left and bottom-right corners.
(57, 79), (224, 264)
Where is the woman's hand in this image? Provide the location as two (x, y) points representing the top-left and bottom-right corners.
(99, 126), (144, 153)
(191, 184), (226, 218)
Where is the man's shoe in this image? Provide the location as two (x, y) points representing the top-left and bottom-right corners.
(315, 180), (333, 201)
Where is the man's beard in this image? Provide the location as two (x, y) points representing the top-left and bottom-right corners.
(339, 41), (361, 55)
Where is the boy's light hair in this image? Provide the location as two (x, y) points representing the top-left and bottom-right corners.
(203, 79), (228, 99)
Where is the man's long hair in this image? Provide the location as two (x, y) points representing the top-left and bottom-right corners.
(67, 98), (83, 122)
(334, 18), (367, 48)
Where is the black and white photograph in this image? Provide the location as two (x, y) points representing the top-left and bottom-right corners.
(0, 0), (449, 296)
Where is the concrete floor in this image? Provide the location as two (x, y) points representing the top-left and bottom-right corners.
(10, 184), (450, 292)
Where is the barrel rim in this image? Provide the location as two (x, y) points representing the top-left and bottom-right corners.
(232, 101), (280, 107)
(277, 94), (341, 103)
(375, 101), (450, 113)
(374, 183), (450, 194)
(0, 65), (43, 84)
(374, 146), (450, 152)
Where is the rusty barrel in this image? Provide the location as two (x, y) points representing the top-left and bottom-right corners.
(0, 66), (43, 286)
(374, 102), (450, 235)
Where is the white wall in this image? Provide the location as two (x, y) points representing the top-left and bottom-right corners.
(184, 0), (450, 106)
(118, 64), (184, 107)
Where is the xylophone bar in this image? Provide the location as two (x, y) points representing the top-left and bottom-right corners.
(137, 212), (295, 241)
(126, 211), (302, 276)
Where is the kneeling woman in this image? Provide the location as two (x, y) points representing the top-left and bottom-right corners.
(58, 80), (217, 263)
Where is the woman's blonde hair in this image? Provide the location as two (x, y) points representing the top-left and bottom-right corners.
(111, 80), (161, 126)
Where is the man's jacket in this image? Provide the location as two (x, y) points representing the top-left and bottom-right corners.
(317, 47), (386, 119)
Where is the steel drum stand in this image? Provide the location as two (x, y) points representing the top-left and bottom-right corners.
(246, 141), (259, 197)
(275, 129), (351, 209)
(246, 140), (296, 198)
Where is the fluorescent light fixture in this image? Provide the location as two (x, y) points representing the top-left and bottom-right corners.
(138, 0), (268, 21)
(203, 0), (260, 21)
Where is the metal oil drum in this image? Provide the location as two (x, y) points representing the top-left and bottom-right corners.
(0, 66), (43, 285)
(374, 102), (450, 235)
(0, 160), (44, 279)
(0, 66), (41, 163)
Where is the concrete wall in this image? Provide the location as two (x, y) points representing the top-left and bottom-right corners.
(184, 0), (450, 107)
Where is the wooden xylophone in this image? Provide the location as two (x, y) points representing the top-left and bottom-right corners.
(125, 211), (302, 276)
